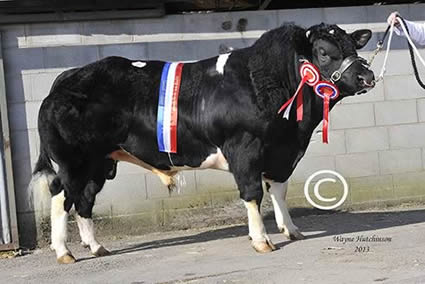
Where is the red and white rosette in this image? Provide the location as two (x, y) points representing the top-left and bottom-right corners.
(277, 61), (341, 145)
(314, 81), (340, 143)
(300, 62), (320, 86)
(278, 62), (320, 121)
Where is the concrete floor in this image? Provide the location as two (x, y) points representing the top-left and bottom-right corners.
(2, 205), (425, 284)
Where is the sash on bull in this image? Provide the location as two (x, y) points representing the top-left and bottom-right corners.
(30, 23), (374, 263)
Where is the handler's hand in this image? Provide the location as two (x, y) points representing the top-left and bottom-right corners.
(387, 11), (401, 26)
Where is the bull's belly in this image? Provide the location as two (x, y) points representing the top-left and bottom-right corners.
(168, 148), (229, 171)
(108, 147), (229, 187)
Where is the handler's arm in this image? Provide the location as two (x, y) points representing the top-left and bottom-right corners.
(395, 19), (425, 46)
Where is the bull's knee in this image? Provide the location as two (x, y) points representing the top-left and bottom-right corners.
(75, 181), (100, 218)
(240, 189), (263, 207)
(49, 176), (63, 196)
(75, 197), (94, 219)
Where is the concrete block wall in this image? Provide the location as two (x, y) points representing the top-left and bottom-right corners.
(294, 47), (425, 208)
(1, 3), (425, 244)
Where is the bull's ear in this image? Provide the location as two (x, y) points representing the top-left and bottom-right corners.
(350, 29), (372, 49)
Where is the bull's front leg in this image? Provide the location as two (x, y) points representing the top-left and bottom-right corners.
(268, 181), (304, 240)
(244, 199), (276, 253)
(224, 133), (276, 253)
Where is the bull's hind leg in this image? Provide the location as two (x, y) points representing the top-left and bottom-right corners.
(268, 181), (304, 240)
(74, 163), (110, 258)
(224, 133), (275, 253)
(50, 189), (75, 264)
(47, 175), (75, 264)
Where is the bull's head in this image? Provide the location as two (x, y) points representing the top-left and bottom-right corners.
(306, 23), (375, 96)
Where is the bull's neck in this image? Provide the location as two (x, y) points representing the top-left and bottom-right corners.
(244, 44), (343, 144)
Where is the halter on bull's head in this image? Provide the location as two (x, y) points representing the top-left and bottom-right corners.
(305, 23), (375, 96)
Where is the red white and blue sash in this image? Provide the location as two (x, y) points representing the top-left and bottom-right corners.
(157, 62), (184, 153)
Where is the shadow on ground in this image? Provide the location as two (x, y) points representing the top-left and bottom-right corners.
(109, 208), (425, 256)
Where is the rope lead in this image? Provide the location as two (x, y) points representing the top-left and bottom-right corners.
(370, 16), (425, 89)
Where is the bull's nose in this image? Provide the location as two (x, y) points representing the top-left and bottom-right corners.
(358, 74), (375, 88)
(366, 70), (375, 85)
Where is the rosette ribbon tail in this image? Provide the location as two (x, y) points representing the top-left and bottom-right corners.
(296, 87), (304, 121)
(278, 76), (307, 120)
(322, 94), (330, 144)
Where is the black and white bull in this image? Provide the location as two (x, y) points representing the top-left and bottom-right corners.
(30, 23), (374, 264)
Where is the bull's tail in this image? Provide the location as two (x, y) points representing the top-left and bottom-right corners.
(28, 145), (56, 212)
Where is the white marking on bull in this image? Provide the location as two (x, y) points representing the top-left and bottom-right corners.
(306, 30), (311, 39)
(329, 29), (335, 35)
(216, 53), (231, 75)
(163, 148), (229, 172)
(132, 61), (147, 68)
(244, 200), (266, 241)
(244, 200), (275, 252)
(76, 214), (102, 254)
(199, 148), (229, 171)
(267, 180), (304, 240)
(50, 191), (71, 259)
